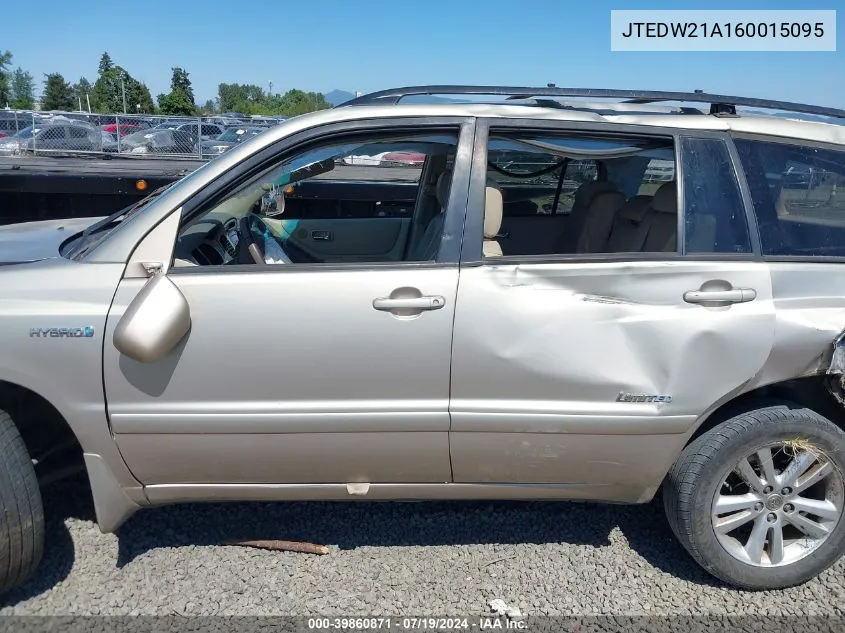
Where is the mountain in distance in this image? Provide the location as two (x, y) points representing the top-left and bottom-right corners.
(324, 90), (356, 106)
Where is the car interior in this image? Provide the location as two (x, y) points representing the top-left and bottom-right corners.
(480, 133), (682, 258)
(173, 132), (461, 267)
(171, 130), (683, 268)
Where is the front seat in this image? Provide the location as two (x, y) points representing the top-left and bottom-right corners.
(407, 170), (451, 261)
(483, 183), (504, 257)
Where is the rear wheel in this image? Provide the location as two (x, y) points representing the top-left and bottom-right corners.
(0, 409), (44, 594)
(664, 402), (845, 589)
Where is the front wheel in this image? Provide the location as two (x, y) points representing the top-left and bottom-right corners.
(0, 409), (44, 594)
(664, 402), (845, 590)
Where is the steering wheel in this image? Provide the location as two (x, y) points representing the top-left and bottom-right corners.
(238, 214), (267, 264)
(238, 212), (324, 265)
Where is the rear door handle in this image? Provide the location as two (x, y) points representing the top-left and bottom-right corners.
(372, 296), (446, 311)
(311, 230), (332, 241)
(683, 288), (757, 304)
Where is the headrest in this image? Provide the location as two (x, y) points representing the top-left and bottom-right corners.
(484, 185), (503, 239)
(616, 196), (652, 223)
(574, 180), (620, 208)
(651, 181), (677, 214)
(436, 170), (452, 208)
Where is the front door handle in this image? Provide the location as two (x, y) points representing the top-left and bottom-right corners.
(683, 288), (757, 304)
(373, 296), (446, 311)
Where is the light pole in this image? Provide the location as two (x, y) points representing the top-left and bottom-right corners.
(121, 78), (127, 114)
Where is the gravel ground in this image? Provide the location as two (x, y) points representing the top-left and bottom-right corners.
(1, 478), (844, 618)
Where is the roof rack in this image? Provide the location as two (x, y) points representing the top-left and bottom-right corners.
(339, 85), (845, 120)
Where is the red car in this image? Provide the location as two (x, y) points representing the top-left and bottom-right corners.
(100, 123), (146, 137)
(381, 151), (426, 166)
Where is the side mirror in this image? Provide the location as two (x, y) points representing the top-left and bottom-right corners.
(113, 274), (191, 363)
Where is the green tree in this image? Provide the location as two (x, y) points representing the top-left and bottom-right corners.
(72, 77), (92, 110)
(157, 90), (196, 116)
(277, 89), (330, 116)
(200, 98), (216, 114)
(98, 52), (113, 75)
(0, 50), (13, 108)
(158, 67), (196, 115)
(41, 73), (74, 111)
(133, 82), (155, 114)
(90, 65), (155, 114)
(170, 67), (194, 104)
(10, 68), (34, 109)
(218, 83), (264, 113)
(216, 83), (330, 116)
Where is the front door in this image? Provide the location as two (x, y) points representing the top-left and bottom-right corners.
(103, 121), (473, 487)
(448, 123), (776, 501)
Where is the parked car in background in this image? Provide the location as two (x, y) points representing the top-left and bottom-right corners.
(102, 127), (196, 155)
(0, 117), (27, 139)
(150, 121), (224, 143)
(381, 151), (426, 166)
(101, 122), (149, 138)
(0, 120), (102, 155)
(204, 116), (243, 128)
(200, 126), (266, 156)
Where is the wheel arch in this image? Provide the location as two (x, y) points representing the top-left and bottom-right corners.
(0, 376), (144, 533)
(685, 376), (845, 449)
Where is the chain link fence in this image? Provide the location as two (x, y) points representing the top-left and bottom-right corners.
(0, 110), (287, 160)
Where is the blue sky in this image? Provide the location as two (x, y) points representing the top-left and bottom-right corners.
(3, 0), (842, 107)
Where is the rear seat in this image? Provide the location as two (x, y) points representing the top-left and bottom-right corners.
(557, 181), (626, 254)
(603, 195), (653, 253)
(603, 181), (677, 253)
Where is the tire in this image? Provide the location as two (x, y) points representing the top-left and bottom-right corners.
(663, 401), (845, 590)
(0, 409), (44, 594)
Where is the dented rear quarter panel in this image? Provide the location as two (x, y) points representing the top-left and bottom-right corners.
(449, 259), (777, 500)
(750, 262), (845, 388)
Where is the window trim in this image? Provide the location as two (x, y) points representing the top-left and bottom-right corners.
(167, 116), (476, 274)
(731, 132), (845, 263)
(463, 118), (695, 266)
(677, 134), (758, 258)
(724, 136), (763, 257)
(463, 120), (762, 265)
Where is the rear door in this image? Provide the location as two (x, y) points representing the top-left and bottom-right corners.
(448, 120), (776, 501)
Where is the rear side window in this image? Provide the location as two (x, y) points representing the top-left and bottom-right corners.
(486, 137), (598, 216)
(680, 137), (751, 254)
(734, 138), (845, 256)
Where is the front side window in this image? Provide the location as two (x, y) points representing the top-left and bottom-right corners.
(173, 129), (460, 267)
(735, 138), (845, 256)
(38, 127), (66, 141)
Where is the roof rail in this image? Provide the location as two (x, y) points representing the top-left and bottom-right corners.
(339, 85), (845, 120)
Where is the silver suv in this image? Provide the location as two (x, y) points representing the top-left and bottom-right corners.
(2, 85), (845, 593)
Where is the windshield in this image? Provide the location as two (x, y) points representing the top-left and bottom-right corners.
(65, 182), (177, 259)
(12, 126), (38, 139)
(122, 129), (171, 146)
(216, 128), (259, 142)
